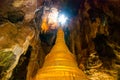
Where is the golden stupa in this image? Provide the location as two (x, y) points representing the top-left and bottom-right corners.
(33, 28), (88, 80)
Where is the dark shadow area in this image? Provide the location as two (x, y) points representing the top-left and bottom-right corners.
(118, 69), (120, 80)
(108, 22), (120, 45)
(0, 66), (3, 79)
(61, 0), (83, 17)
(7, 10), (24, 23)
(88, 8), (105, 23)
(40, 30), (57, 54)
(63, 27), (70, 49)
(40, 29), (57, 46)
(10, 46), (32, 80)
(0, 15), (8, 25)
(93, 34), (116, 69)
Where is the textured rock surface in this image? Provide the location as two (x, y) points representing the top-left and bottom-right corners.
(63, 0), (120, 80)
(0, 22), (34, 80)
(12, 0), (37, 22)
(85, 69), (115, 80)
(0, 0), (120, 80)
(0, 0), (37, 23)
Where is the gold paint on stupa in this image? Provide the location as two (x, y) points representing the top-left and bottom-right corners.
(34, 28), (88, 80)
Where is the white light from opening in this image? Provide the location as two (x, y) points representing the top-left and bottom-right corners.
(48, 8), (58, 23)
(58, 14), (67, 25)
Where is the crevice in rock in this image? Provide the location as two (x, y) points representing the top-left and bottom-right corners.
(10, 46), (32, 80)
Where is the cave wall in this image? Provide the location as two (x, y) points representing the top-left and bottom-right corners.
(0, 0), (120, 80)
(67, 0), (120, 79)
(0, 0), (37, 80)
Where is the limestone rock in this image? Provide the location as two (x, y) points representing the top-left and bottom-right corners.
(12, 0), (37, 22)
(87, 70), (115, 80)
(0, 0), (37, 23)
(7, 10), (25, 23)
(0, 22), (34, 80)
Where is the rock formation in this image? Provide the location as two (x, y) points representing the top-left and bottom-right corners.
(0, 0), (120, 80)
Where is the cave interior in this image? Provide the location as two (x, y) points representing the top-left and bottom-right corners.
(0, 0), (120, 80)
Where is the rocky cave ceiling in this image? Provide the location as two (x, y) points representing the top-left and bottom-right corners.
(0, 0), (120, 80)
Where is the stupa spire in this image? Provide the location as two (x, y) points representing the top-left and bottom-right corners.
(33, 28), (88, 80)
